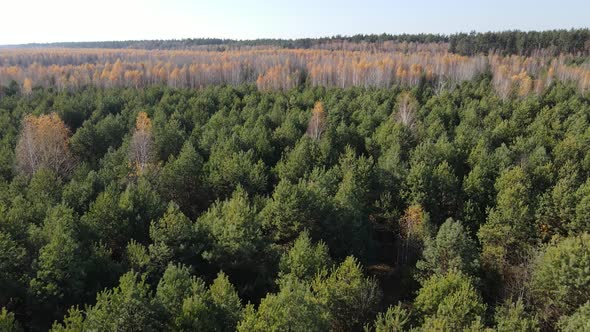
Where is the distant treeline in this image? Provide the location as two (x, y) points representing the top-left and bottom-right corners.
(449, 29), (590, 56)
(5, 34), (448, 51)
(4, 29), (589, 55)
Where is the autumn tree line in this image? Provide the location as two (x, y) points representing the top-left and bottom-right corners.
(1, 45), (590, 98)
(1, 73), (590, 331)
(0, 48), (483, 92)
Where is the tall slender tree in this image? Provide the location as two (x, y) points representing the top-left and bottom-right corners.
(129, 112), (155, 174)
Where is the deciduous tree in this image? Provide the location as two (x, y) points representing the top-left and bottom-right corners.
(15, 113), (74, 177)
(129, 112), (155, 174)
(307, 101), (327, 140)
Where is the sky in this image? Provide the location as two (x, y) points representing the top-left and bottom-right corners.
(1, 0), (589, 45)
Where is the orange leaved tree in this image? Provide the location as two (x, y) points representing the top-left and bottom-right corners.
(15, 113), (75, 176)
(129, 111), (155, 174)
(306, 101), (327, 140)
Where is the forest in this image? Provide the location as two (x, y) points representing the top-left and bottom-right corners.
(0, 30), (590, 332)
(7, 29), (589, 56)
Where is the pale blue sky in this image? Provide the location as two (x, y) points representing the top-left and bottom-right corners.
(2, 0), (589, 45)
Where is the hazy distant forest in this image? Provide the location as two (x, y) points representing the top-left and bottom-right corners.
(1, 29), (590, 331)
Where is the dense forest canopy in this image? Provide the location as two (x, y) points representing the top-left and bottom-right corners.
(0, 75), (590, 331)
(1, 29), (590, 332)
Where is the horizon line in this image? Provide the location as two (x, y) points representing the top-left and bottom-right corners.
(2, 27), (588, 48)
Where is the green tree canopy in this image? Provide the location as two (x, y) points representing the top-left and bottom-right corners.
(531, 233), (590, 324)
(414, 270), (485, 331)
